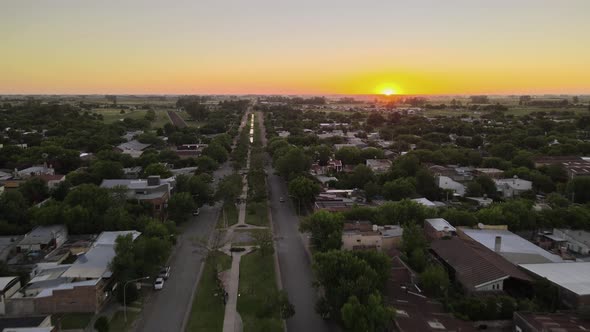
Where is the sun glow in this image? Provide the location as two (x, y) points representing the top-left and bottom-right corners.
(382, 88), (396, 96)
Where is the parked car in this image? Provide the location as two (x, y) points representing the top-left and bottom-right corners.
(192, 208), (200, 216)
(154, 277), (164, 290)
(158, 266), (170, 280)
(279, 197), (285, 203)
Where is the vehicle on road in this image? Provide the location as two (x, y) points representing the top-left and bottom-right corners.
(192, 208), (200, 216)
(279, 197), (285, 202)
(158, 266), (170, 280)
(154, 277), (164, 290)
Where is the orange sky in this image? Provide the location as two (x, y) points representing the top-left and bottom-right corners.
(1, 0), (589, 95)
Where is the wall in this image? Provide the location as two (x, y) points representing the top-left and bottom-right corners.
(35, 284), (100, 314)
(342, 233), (382, 251)
(4, 297), (36, 315)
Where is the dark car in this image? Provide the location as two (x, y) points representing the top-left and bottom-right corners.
(158, 266), (170, 280)
(192, 208), (200, 216)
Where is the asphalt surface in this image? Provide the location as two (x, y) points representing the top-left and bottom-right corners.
(134, 162), (232, 332)
(268, 168), (337, 332)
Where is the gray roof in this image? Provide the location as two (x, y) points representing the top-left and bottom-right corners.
(18, 225), (67, 246)
(425, 218), (456, 232)
(117, 139), (150, 151)
(61, 231), (140, 279)
(460, 228), (563, 264)
(519, 262), (590, 296)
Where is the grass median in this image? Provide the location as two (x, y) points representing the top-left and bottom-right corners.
(186, 252), (232, 332)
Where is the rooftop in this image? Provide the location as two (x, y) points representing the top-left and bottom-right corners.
(515, 311), (590, 331)
(0, 317), (50, 330)
(61, 230), (140, 279)
(19, 225), (67, 246)
(0, 276), (19, 291)
(431, 237), (531, 291)
(519, 262), (590, 296)
(425, 218), (456, 232)
(116, 139), (150, 151)
(460, 228), (563, 264)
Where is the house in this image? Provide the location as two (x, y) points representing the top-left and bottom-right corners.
(17, 226), (68, 253)
(100, 176), (175, 216)
(532, 156), (584, 168)
(365, 159), (392, 173)
(473, 168), (504, 179)
(326, 159), (343, 173)
(424, 218), (456, 240)
(514, 311), (590, 332)
(411, 198), (445, 208)
(0, 316), (54, 332)
(35, 174), (65, 190)
(115, 140), (151, 158)
(465, 196), (493, 207)
(387, 256), (476, 332)
(34, 231), (141, 314)
(430, 237), (532, 294)
(458, 228), (564, 265)
(519, 263), (590, 308)
(494, 176), (532, 198)
(0, 277), (20, 315)
(122, 166), (142, 179)
(437, 176), (466, 196)
(551, 229), (590, 255)
(341, 221), (403, 251)
(174, 144), (204, 159)
(17, 165), (55, 178)
(277, 130), (290, 138)
(429, 165), (473, 182)
(122, 130), (143, 142)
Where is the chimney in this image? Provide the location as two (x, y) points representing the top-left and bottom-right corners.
(147, 175), (161, 186)
(494, 236), (502, 252)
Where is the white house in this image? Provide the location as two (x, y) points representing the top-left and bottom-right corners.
(494, 176), (532, 198)
(437, 176), (466, 196)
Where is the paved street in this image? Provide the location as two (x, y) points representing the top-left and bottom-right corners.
(134, 162), (232, 332)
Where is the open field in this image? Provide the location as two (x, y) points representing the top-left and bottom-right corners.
(217, 203), (239, 228)
(245, 201), (269, 226)
(93, 108), (172, 127)
(110, 310), (140, 332)
(52, 313), (93, 330)
(237, 250), (282, 332)
(186, 252), (232, 332)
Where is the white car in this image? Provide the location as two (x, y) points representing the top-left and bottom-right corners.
(154, 277), (164, 290)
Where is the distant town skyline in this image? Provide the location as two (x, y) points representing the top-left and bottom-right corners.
(1, 0), (589, 95)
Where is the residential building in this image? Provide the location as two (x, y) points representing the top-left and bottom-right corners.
(100, 176), (175, 216)
(553, 229), (590, 255)
(473, 168), (504, 179)
(411, 198), (445, 208)
(17, 165), (54, 178)
(519, 262), (590, 308)
(437, 176), (466, 197)
(365, 159), (392, 173)
(430, 237), (531, 294)
(0, 277), (20, 315)
(514, 311), (590, 332)
(122, 166), (142, 179)
(341, 221), (403, 251)
(35, 174), (65, 190)
(458, 228), (564, 265)
(494, 176), (533, 198)
(115, 139), (151, 158)
(424, 218), (456, 240)
(17, 226), (68, 253)
(387, 257), (476, 332)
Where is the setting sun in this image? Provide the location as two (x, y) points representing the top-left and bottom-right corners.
(382, 88), (396, 96)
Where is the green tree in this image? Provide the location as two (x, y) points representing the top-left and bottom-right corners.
(167, 192), (196, 222)
(195, 155), (219, 173)
(348, 165), (375, 188)
(420, 265), (450, 298)
(400, 222), (427, 257)
(216, 174), (243, 203)
(335, 146), (362, 166)
(253, 230), (275, 256)
(276, 147), (311, 179)
(202, 142), (229, 163)
(143, 163), (173, 178)
(300, 211), (344, 252)
(566, 176), (590, 203)
(288, 176), (321, 207)
(18, 178), (49, 204)
(383, 178), (416, 201)
(90, 160), (124, 182)
(341, 293), (394, 332)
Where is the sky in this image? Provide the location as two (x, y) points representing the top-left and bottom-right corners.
(1, 0), (589, 95)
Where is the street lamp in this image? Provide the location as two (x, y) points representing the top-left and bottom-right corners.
(123, 276), (150, 322)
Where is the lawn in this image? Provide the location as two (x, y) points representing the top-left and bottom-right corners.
(52, 313), (93, 330)
(245, 200), (268, 226)
(232, 229), (267, 246)
(110, 310), (140, 332)
(237, 251), (282, 332)
(186, 252), (232, 332)
(217, 202), (239, 228)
